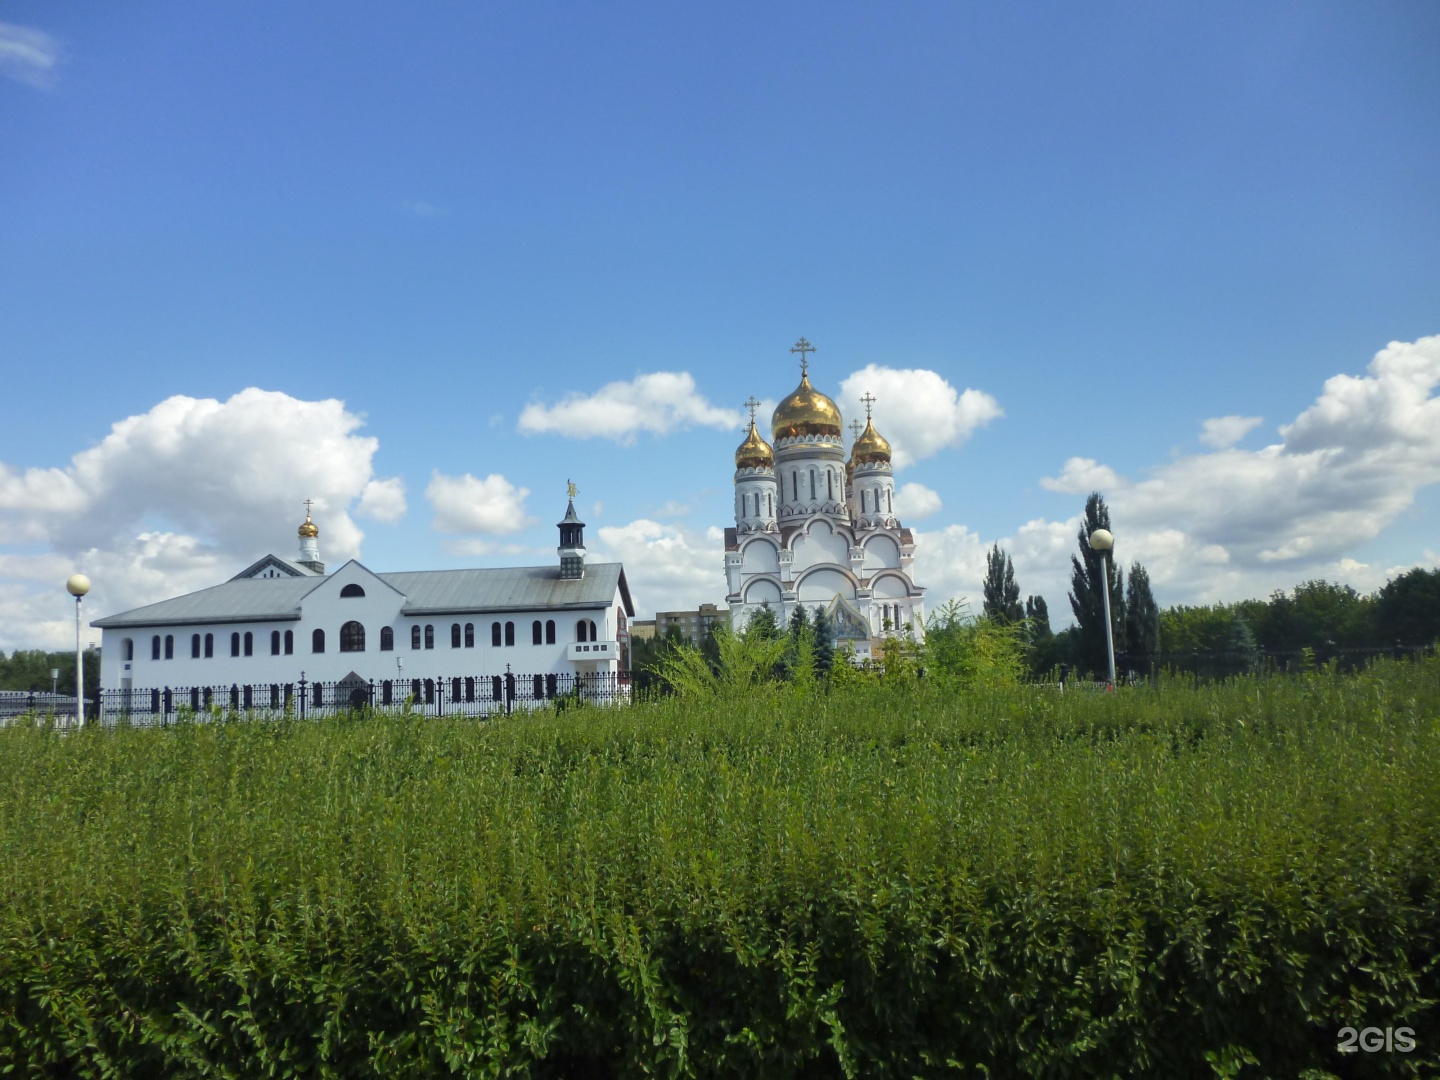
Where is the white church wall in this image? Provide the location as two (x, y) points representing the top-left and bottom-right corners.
(862, 534), (901, 570)
(796, 567), (856, 602)
(790, 521), (850, 572)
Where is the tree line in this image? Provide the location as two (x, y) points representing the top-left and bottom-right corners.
(0, 650), (101, 696)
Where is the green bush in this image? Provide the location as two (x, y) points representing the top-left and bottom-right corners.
(2, 661), (1437, 1076)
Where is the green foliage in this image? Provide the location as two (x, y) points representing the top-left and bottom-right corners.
(1123, 561), (1160, 674)
(1374, 566), (1440, 646)
(3, 662), (1440, 1075)
(654, 625), (788, 700)
(1023, 595), (1056, 676)
(924, 599), (1029, 688)
(810, 608), (834, 678)
(981, 543), (1023, 624)
(0, 649), (100, 695)
(1067, 492), (1125, 677)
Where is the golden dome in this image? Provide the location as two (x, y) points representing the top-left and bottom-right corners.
(734, 418), (774, 469)
(298, 509), (319, 538)
(851, 417), (892, 465)
(772, 372), (843, 440)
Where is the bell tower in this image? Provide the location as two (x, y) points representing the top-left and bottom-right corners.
(557, 481), (586, 579)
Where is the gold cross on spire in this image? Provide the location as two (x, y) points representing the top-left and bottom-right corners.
(860, 391), (876, 419)
(303, 498), (314, 518)
(790, 337), (815, 375)
(566, 479), (578, 500)
(850, 419), (864, 440)
(743, 395), (761, 424)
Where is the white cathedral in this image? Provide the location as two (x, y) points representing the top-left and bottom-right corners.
(724, 340), (925, 660)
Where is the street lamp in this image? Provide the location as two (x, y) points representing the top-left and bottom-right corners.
(66, 574), (90, 726)
(1088, 529), (1117, 689)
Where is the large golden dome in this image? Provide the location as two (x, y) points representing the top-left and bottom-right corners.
(298, 509), (319, 538)
(850, 417), (892, 465)
(772, 373), (843, 440)
(734, 418), (774, 469)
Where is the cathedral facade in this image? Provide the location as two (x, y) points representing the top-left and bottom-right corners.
(724, 342), (925, 660)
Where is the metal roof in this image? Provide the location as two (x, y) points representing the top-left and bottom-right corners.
(94, 560), (634, 629)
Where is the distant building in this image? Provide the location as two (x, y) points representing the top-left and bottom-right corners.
(653, 603), (726, 644)
(628, 620), (657, 641)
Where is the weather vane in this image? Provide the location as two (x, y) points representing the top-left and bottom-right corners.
(566, 479), (578, 500)
(744, 395), (761, 423)
(860, 391), (876, 420)
(790, 337), (816, 375)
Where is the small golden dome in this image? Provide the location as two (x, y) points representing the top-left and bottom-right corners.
(772, 373), (843, 440)
(298, 510), (319, 538)
(851, 417), (892, 465)
(734, 419), (774, 469)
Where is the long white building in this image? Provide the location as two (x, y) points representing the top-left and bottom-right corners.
(93, 497), (633, 711)
(724, 342), (925, 660)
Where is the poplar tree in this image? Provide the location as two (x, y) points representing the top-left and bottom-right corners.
(1024, 595), (1056, 675)
(1068, 492), (1126, 677)
(1124, 561), (1160, 677)
(982, 544), (1024, 624)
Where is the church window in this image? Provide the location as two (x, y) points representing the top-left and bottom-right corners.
(464, 623), (474, 648)
(827, 471), (833, 500)
(341, 622), (365, 652)
(504, 621), (515, 647)
(191, 634), (201, 659)
(810, 469), (816, 499)
(380, 626), (394, 651)
(424, 625), (434, 650)
(243, 632), (253, 657)
(205, 633), (214, 658)
(792, 472), (798, 500)
(312, 628), (325, 653)
(491, 622), (501, 647)
(576, 618), (588, 643)
(151, 636), (161, 660)
(546, 619), (556, 644)
(412, 625), (422, 650)
(451, 623), (461, 648)
(767, 493), (772, 516)
(165, 635), (174, 660)
(283, 630), (292, 655)
(270, 630), (280, 655)
(532, 620), (542, 645)
(887, 489), (892, 513)
(123, 638), (134, 662)
(230, 633), (240, 657)
(340, 583), (365, 598)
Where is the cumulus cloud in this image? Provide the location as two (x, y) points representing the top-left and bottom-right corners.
(1039, 457), (1122, 495)
(895, 482), (942, 519)
(0, 389), (403, 649)
(356, 477), (407, 523)
(1200, 415), (1264, 449)
(0, 21), (59, 88)
(839, 365), (1001, 468)
(518, 372), (743, 443)
(426, 471), (533, 535)
(591, 519), (722, 616)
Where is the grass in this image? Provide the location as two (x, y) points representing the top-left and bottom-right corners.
(1, 662), (1438, 1076)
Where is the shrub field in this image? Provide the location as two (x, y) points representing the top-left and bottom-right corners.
(1, 661), (1438, 1077)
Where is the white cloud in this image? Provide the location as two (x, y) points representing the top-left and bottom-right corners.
(518, 372), (743, 443)
(895, 481), (941, 519)
(591, 519), (722, 617)
(839, 365), (1001, 468)
(425, 471), (533, 535)
(0, 389), (402, 650)
(1039, 457), (1122, 495)
(0, 21), (59, 88)
(1199, 415), (1264, 449)
(356, 477), (407, 523)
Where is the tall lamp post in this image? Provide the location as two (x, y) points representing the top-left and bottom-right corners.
(1088, 529), (1117, 689)
(66, 574), (91, 726)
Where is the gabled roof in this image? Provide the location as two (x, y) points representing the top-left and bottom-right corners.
(231, 554), (322, 579)
(93, 562), (636, 629)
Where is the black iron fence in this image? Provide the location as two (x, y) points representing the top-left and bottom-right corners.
(91, 671), (632, 727)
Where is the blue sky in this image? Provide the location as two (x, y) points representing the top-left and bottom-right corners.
(2, 2), (1438, 648)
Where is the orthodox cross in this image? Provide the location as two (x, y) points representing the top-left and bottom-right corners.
(303, 498), (314, 518)
(744, 396), (762, 424)
(790, 337), (816, 375)
(860, 391), (876, 419)
(567, 479), (578, 499)
(850, 419), (864, 440)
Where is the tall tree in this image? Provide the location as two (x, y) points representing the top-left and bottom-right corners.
(745, 601), (781, 642)
(1374, 567), (1440, 646)
(1024, 595), (1056, 676)
(1124, 561), (1160, 677)
(1067, 492), (1125, 677)
(811, 607), (835, 676)
(982, 544), (1024, 624)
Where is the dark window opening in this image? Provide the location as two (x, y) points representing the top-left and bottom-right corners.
(451, 623), (461, 648)
(243, 631), (253, 657)
(545, 619), (556, 644)
(504, 621), (515, 647)
(282, 630), (292, 655)
(191, 634), (200, 659)
(151, 636), (160, 661)
(164, 635), (174, 660)
(312, 628), (325, 653)
(340, 621), (365, 652)
(270, 630), (280, 655)
(532, 620), (542, 645)
(380, 626), (394, 651)
(491, 622), (501, 647)
(205, 633), (214, 658)
(464, 623), (474, 648)
(424, 624), (434, 650)
(411, 625), (421, 650)
(339, 583), (365, 598)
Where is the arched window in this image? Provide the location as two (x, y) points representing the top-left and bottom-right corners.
(767, 493), (772, 516)
(283, 630), (292, 655)
(491, 622), (501, 647)
(123, 638), (134, 661)
(380, 626), (394, 651)
(589, 619), (598, 641)
(270, 630), (280, 655)
(205, 633), (214, 658)
(810, 468), (816, 499)
(243, 632), (253, 657)
(340, 621), (365, 652)
(545, 619), (556, 644)
(424, 625), (434, 650)
(451, 623), (461, 648)
(576, 619), (589, 643)
(827, 471), (833, 500)
(464, 623), (474, 648)
(504, 621), (515, 647)
(151, 635), (161, 661)
(312, 628), (325, 653)
(887, 488), (892, 512)
(231, 632), (240, 657)
(532, 620), (542, 645)
(191, 634), (201, 659)
(164, 634), (174, 660)
(411, 625), (421, 650)
(339, 583), (365, 598)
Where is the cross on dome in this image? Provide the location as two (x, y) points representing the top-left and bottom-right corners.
(789, 337), (816, 375)
(850, 419), (864, 440)
(744, 396), (762, 423)
(860, 392), (876, 419)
